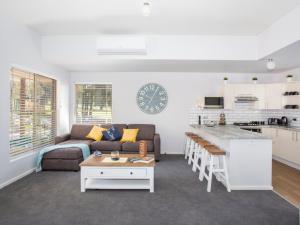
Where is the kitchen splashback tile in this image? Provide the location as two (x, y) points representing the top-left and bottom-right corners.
(189, 108), (300, 127)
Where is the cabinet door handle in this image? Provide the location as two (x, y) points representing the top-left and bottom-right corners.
(130, 172), (133, 175)
(100, 171), (104, 174)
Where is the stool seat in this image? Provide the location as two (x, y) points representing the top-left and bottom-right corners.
(196, 139), (211, 147)
(205, 145), (226, 155)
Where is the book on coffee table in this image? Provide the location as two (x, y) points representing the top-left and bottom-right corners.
(128, 156), (154, 163)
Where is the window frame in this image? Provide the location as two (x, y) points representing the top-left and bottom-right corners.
(73, 82), (113, 125)
(9, 66), (57, 157)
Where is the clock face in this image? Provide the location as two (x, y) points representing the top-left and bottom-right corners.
(137, 83), (168, 114)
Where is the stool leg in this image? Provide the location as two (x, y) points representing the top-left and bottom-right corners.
(192, 146), (199, 172)
(188, 141), (194, 165)
(222, 155), (231, 192)
(199, 150), (207, 181)
(215, 157), (221, 181)
(207, 155), (214, 192)
(184, 137), (190, 159)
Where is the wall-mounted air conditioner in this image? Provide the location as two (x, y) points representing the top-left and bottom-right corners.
(96, 36), (147, 55)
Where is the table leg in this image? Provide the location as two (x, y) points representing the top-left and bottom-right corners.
(81, 170), (86, 192)
(149, 168), (154, 193)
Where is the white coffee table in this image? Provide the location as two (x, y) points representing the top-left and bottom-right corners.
(79, 154), (155, 193)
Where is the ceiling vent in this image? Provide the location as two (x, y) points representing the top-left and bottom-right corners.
(97, 36), (147, 55)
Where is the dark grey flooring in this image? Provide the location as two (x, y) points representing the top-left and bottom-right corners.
(0, 155), (298, 225)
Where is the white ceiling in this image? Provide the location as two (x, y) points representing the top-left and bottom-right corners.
(1, 0), (299, 35)
(51, 40), (300, 72)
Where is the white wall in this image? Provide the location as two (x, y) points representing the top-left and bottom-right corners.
(0, 16), (70, 187)
(70, 72), (286, 154)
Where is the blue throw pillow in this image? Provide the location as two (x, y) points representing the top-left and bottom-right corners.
(102, 126), (121, 141)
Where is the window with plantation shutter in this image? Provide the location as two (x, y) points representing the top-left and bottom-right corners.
(75, 84), (112, 124)
(10, 68), (57, 156)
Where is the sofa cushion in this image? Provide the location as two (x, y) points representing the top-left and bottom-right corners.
(70, 124), (94, 140)
(100, 124), (127, 137)
(103, 126), (122, 141)
(122, 140), (154, 152)
(127, 124), (155, 140)
(43, 148), (83, 159)
(43, 139), (93, 160)
(91, 141), (122, 151)
(120, 129), (139, 143)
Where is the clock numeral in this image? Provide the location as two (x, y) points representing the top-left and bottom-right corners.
(140, 102), (145, 106)
(140, 91), (145, 95)
(159, 91), (165, 96)
(150, 85), (155, 90)
(160, 98), (167, 101)
(155, 106), (160, 111)
(160, 102), (165, 107)
(150, 107), (154, 112)
(139, 96), (144, 101)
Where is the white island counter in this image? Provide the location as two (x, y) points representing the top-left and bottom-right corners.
(190, 125), (272, 190)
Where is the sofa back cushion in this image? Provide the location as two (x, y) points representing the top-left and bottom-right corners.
(100, 124), (127, 137)
(127, 124), (155, 140)
(70, 124), (94, 140)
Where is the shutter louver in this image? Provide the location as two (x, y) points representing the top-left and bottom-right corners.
(10, 68), (57, 156)
(75, 84), (112, 124)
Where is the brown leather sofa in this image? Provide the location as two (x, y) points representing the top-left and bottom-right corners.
(41, 124), (161, 171)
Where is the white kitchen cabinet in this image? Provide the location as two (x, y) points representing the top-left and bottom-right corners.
(223, 85), (236, 109)
(264, 83), (284, 109)
(261, 127), (280, 155)
(223, 84), (265, 109)
(263, 127), (300, 167)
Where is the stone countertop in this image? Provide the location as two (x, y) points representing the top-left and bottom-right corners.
(239, 125), (300, 132)
(190, 124), (271, 140)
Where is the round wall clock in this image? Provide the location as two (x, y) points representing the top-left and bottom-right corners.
(136, 83), (168, 114)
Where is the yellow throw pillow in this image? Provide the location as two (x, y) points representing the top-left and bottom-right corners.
(120, 129), (139, 143)
(86, 126), (106, 141)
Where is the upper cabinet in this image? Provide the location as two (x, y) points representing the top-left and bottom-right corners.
(223, 82), (300, 110)
(264, 83), (285, 109)
(223, 84), (265, 109)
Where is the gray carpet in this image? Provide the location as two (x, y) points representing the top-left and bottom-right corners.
(0, 155), (298, 225)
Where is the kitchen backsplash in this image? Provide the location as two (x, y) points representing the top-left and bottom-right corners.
(189, 108), (300, 127)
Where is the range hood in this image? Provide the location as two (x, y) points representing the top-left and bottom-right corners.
(235, 95), (258, 103)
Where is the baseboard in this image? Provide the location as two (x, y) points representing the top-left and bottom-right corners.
(273, 155), (300, 170)
(230, 185), (273, 190)
(0, 168), (36, 189)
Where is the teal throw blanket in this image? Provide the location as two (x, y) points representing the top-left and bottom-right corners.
(36, 143), (90, 172)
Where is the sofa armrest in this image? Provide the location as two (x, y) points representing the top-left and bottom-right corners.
(55, 133), (71, 144)
(153, 133), (161, 161)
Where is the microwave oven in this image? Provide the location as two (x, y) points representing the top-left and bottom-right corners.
(204, 97), (224, 109)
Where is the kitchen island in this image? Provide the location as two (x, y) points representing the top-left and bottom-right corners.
(190, 125), (272, 190)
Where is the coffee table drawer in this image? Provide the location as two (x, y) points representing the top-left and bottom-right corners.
(84, 168), (147, 178)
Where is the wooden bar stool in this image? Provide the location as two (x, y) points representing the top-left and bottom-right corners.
(192, 138), (212, 172)
(188, 136), (201, 165)
(184, 132), (197, 160)
(199, 145), (231, 192)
